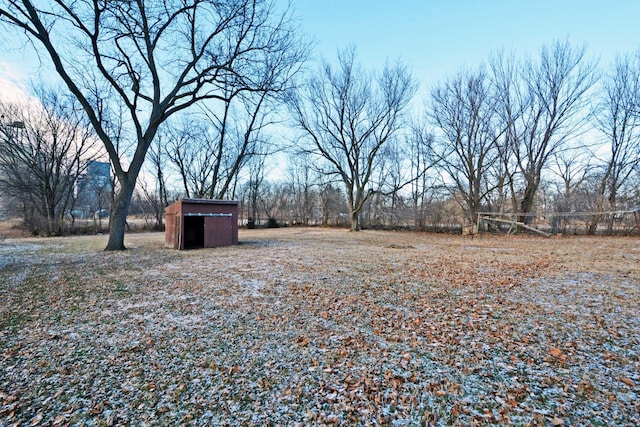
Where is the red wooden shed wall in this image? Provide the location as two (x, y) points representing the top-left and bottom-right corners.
(165, 199), (239, 249)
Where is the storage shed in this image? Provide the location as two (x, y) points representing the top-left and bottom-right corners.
(165, 199), (239, 249)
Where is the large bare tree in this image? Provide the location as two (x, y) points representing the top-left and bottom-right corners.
(0, 0), (305, 249)
(489, 49), (523, 214)
(513, 42), (597, 223)
(590, 52), (640, 233)
(288, 48), (416, 231)
(489, 43), (597, 224)
(429, 67), (503, 225)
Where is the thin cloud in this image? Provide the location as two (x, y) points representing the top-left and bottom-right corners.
(0, 62), (31, 103)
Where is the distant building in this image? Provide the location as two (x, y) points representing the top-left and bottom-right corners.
(86, 161), (111, 189)
(75, 160), (112, 218)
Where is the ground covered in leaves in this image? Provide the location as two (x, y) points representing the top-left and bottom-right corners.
(1, 228), (638, 426)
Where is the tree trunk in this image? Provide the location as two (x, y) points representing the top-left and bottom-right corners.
(587, 214), (603, 235)
(466, 195), (479, 226)
(606, 193), (617, 235)
(518, 182), (538, 224)
(105, 178), (136, 251)
(47, 202), (56, 236)
(350, 210), (360, 231)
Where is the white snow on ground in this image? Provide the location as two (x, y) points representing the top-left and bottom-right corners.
(0, 229), (638, 425)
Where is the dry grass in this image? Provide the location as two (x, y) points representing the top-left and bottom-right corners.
(1, 228), (638, 426)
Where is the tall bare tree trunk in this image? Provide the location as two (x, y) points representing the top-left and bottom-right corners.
(106, 177), (136, 250)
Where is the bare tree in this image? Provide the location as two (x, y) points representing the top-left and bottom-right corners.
(591, 52), (640, 233)
(166, 89), (280, 201)
(551, 145), (594, 211)
(285, 152), (318, 225)
(513, 41), (597, 223)
(429, 67), (503, 225)
(0, 89), (96, 235)
(242, 151), (268, 228)
(140, 134), (169, 229)
(489, 50), (523, 215)
(0, 0), (306, 249)
(204, 56), (296, 200)
(165, 117), (216, 199)
(318, 181), (348, 227)
(549, 145), (594, 233)
(288, 47), (416, 231)
(364, 138), (416, 228)
(406, 121), (436, 229)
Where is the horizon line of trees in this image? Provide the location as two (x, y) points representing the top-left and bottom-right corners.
(0, 0), (639, 239)
(118, 40), (640, 236)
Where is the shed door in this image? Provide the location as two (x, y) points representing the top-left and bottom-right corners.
(204, 216), (233, 247)
(183, 216), (205, 249)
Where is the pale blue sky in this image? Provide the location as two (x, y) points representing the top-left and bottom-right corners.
(291, 0), (640, 96)
(1, 1), (639, 100)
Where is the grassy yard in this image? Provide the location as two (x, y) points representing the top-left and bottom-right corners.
(1, 228), (638, 426)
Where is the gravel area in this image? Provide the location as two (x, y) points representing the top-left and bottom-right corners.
(1, 228), (638, 426)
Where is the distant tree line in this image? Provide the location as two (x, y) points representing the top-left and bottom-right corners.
(0, 0), (639, 241)
(102, 41), (640, 236)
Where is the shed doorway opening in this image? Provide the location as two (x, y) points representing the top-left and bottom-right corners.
(183, 216), (204, 249)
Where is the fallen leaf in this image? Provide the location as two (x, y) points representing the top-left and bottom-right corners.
(620, 377), (636, 387)
(52, 414), (67, 426)
(30, 413), (43, 426)
(296, 336), (311, 347)
(549, 347), (565, 359)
